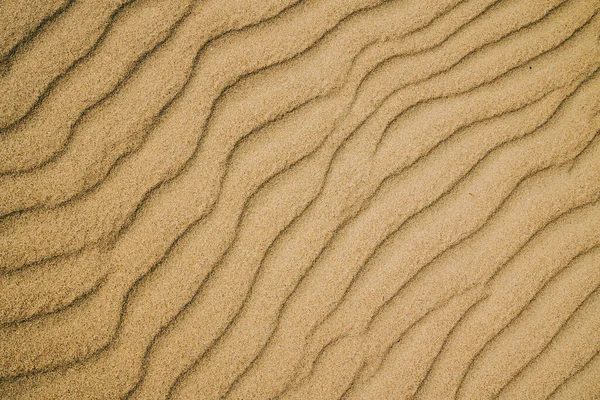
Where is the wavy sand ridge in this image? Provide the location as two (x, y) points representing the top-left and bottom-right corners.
(1, 0), (599, 399)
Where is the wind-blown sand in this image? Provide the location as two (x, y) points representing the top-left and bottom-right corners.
(1, 0), (599, 399)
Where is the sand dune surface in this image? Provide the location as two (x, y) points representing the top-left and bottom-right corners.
(1, 0), (600, 399)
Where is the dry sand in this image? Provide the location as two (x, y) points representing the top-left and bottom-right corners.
(0, 0), (600, 399)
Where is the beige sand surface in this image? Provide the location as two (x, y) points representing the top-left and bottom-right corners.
(1, 0), (599, 399)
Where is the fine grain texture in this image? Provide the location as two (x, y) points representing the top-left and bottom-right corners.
(1, 0), (599, 399)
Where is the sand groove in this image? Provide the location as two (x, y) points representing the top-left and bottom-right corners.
(1, 0), (599, 399)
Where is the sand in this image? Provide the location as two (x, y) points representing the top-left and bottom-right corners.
(0, 0), (599, 399)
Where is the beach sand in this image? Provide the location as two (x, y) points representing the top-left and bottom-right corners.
(1, 0), (600, 398)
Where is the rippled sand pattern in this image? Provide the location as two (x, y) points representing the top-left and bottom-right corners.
(1, 0), (600, 399)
